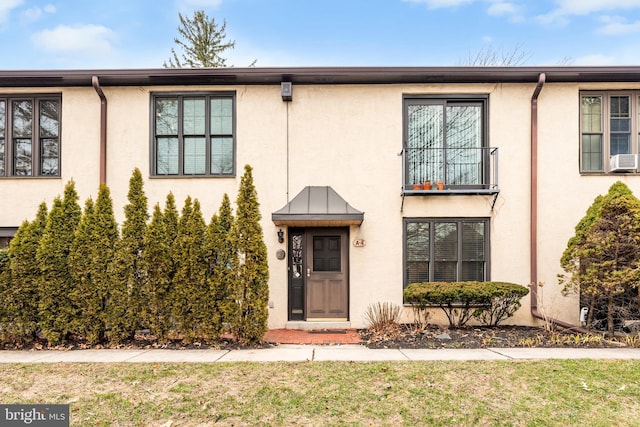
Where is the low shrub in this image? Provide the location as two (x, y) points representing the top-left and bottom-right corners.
(364, 302), (401, 333)
(403, 281), (529, 328)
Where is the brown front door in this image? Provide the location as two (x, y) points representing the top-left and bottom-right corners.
(305, 228), (349, 320)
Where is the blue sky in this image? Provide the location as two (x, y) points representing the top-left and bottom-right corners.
(1, 0), (640, 69)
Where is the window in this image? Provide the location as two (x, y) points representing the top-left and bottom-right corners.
(404, 95), (489, 189)
(580, 91), (640, 172)
(152, 92), (235, 176)
(0, 95), (61, 177)
(404, 218), (489, 289)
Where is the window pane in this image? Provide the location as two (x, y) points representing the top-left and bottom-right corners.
(434, 222), (457, 261)
(610, 133), (631, 155)
(155, 98), (178, 135)
(211, 136), (233, 174)
(0, 100), (5, 133)
(183, 98), (205, 135)
(462, 222), (484, 261)
(12, 100), (32, 138)
(0, 138), (4, 176)
(446, 105), (482, 185)
(40, 100), (59, 138)
(461, 262), (484, 281)
(406, 222), (429, 285)
(611, 96), (629, 118)
(14, 138), (32, 176)
(211, 98), (233, 135)
(157, 137), (178, 174)
(408, 104), (443, 184)
(184, 136), (206, 174)
(41, 138), (59, 175)
(582, 134), (603, 171)
(582, 96), (602, 132)
(434, 262), (457, 281)
(313, 236), (341, 272)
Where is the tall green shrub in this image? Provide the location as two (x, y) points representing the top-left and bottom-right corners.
(109, 168), (149, 343)
(37, 180), (82, 345)
(70, 184), (119, 344)
(560, 181), (640, 336)
(141, 203), (173, 342)
(172, 197), (208, 342)
(229, 165), (269, 344)
(1, 203), (48, 343)
(205, 193), (235, 339)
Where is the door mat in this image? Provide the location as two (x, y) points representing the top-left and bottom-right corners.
(308, 330), (347, 334)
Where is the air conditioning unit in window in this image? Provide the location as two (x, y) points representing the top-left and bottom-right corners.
(609, 154), (638, 172)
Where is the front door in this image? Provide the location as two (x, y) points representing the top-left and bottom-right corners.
(288, 227), (349, 321)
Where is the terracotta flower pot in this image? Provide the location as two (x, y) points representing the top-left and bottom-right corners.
(437, 181), (445, 190)
(412, 183), (422, 190)
(423, 181), (432, 190)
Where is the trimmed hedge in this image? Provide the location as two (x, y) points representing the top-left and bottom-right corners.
(403, 281), (529, 327)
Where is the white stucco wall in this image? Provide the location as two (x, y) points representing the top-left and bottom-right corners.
(3, 78), (640, 329)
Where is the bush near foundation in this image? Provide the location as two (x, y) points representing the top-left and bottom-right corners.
(403, 281), (529, 328)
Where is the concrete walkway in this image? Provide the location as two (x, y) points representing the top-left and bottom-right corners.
(1, 345), (640, 363)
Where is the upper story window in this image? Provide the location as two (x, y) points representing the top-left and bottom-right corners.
(581, 91), (640, 173)
(0, 95), (61, 177)
(151, 92), (235, 177)
(404, 218), (489, 289)
(403, 95), (491, 191)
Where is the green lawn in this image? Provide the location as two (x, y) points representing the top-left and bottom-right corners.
(1, 360), (639, 426)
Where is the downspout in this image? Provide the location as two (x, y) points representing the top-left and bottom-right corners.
(92, 76), (107, 185)
(529, 73), (587, 332)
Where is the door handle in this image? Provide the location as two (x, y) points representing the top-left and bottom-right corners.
(307, 268), (310, 277)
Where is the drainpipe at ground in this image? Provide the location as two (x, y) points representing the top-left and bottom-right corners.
(92, 76), (107, 185)
(529, 73), (587, 333)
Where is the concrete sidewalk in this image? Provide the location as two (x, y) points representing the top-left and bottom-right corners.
(1, 345), (639, 363)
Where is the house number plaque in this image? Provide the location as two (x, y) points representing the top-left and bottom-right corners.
(353, 239), (366, 247)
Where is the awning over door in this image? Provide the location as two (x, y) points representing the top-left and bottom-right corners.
(272, 186), (364, 227)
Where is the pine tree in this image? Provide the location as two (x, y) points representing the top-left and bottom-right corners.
(37, 180), (82, 345)
(229, 165), (269, 344)
(108, 168), (149, 343)
(164, 10), (235, 68)
(2, 203), (48, 343)
(69, 198), (97, 340)
(206, 193), (235, 339)
(560, 181), (640, 336)
(70, 184), (119, 345)
(172, 197), (208, 342)
(141, 203), (173, 342)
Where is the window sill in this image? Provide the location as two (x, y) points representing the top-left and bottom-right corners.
(150, 174), (236, 179)
(403, 188), (500, 196)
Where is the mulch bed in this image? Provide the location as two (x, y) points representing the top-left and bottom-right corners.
(359, 325), (633, 349)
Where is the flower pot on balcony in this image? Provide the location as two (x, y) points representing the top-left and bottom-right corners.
(437, 181), (445, 190)
(412, 183), (422, 190)
(423, 181), (432, 190)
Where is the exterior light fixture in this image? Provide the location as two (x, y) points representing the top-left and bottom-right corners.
(281, 82), (292, 101)
(277, 228), (285, 243)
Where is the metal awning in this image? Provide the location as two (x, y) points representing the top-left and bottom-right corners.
(272, 186), (364, 227)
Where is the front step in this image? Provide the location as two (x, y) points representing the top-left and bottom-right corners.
(285, 321), (352, 331)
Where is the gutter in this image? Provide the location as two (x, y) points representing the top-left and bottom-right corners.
(529, 73), (587, 333)
(92, 76), (107, 185)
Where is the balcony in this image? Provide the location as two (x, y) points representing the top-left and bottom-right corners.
(401, 146), (500, 206)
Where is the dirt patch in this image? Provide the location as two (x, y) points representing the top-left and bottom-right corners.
(359, 324), (635, 349)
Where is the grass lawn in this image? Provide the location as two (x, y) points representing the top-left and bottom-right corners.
(1, 360), (638, 426)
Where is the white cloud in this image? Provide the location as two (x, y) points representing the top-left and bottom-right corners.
(402, 0), (476, 9)
(597, 16), (640, 35)
(538, 0), (640, 25)
(31, 24), (116, 56)
(22, 4), (55, 22)
(486, 1), (524, 22)
(0, 0), (23, 23)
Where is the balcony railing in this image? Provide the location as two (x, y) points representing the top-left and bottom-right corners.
(402, 146), (499, 195)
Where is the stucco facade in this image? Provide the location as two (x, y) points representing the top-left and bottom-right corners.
(2, 67), (640, 330)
